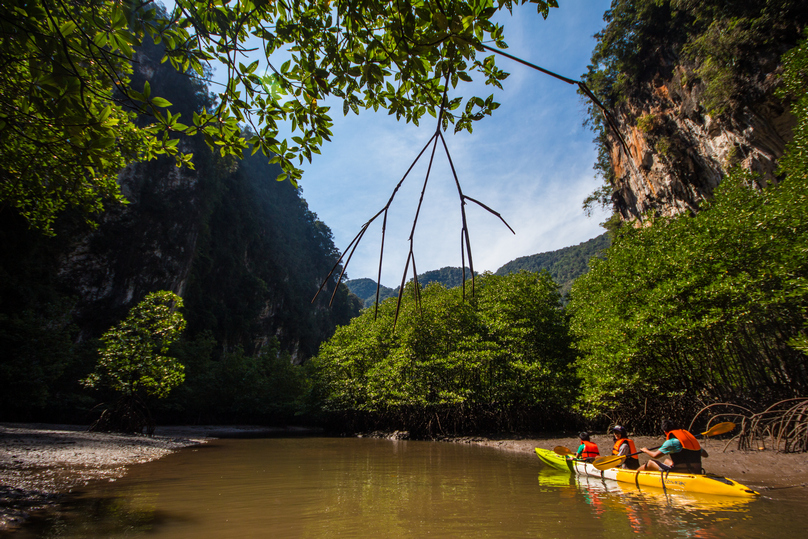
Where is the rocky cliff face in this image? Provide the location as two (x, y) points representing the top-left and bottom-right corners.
(607, 62), (796, 221)
(56, 157), (203, 339)
(584, 1), (808, 223)
(51, 148), (358, 362)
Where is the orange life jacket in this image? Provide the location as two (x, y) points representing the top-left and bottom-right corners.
(666, 429), (702, 472)
(612, 438), (639, 459)
(666, 429), (701, 451)
(579, 440), (599, 458)
(612, 438), (639, 469)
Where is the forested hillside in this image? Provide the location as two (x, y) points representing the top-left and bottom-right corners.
(346, 235), (608, 309)
(343, 279), (397, 307)
(495, 233), (609, 296)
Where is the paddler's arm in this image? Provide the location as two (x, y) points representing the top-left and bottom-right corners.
(701, 448), (709, 458)
(640, 447), (663, 459)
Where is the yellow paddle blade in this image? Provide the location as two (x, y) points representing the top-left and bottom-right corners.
(553, 445), (575, 457)
(701, 421), (736, 437)
(592, 455), (626, 471)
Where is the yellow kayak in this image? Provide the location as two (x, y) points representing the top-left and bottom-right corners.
(535, 448), (759, 497)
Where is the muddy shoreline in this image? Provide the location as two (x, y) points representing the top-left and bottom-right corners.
(3, 425), (808, 532)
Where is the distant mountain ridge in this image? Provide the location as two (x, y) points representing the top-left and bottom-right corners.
(344, 278), (397, 306)
(346, 234), (609, 307)
(495, 233), (609, 295)
(345, 266), (475, 307)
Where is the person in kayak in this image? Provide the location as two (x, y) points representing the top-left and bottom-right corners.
(638, 419), (709, 473)
(611, 425), (640, 470)
(576, 431), (600, 461)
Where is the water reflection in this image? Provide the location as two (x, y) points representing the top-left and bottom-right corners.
(14, 438), (805, 538)
(537, 466), (756, 537)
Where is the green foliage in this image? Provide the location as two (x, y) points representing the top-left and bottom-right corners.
(569, 165), (808, 420)
(311, 272), (578, 434)
(495, 233), (610, 296)
(1, 0), (561, 232)
(582, 180), (614, 218)
(635, 113), (658, 133)
(777, 30), (808, 182)
(0, 1), (193, 233)
(654, 137), (671, 156)
(584, 0), (678, 108)
(161, 333), (308, 423)
(412, 266), (475, 290)
(84, 291), (187, 399)
(585, 1), (806, 109)
(679, 2), (806, 115)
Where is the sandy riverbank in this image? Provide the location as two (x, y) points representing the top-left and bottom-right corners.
(0, 423), (292, 532)
(3, 425), (808, 532)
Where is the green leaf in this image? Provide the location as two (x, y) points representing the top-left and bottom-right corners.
(151, 97), (173, 108)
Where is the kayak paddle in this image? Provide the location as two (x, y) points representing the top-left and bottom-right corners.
(591, 421), (736, 471)
(700, 421), (735, 437)
(592, 447), (659, 471)
(553, 445), (576, 457)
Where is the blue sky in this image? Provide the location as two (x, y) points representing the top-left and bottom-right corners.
(298, 1), (613, 286)
(165, 1), (613, 287)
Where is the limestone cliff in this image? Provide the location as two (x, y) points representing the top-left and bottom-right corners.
(585, 1), (807, 222)
(606, 61), (796, 221)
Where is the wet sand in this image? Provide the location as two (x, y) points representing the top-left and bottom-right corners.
(2, 425), (807, 532)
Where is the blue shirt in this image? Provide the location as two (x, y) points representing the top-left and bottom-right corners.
(659, 438), (683, 454)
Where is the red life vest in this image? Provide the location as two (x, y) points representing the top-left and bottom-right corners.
(579, 440), (599, 458)
(666, 429), (702, 472)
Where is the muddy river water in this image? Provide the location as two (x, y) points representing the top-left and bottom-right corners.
(16, 437), (808, 537)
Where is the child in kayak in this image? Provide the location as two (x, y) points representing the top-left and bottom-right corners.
(576, 431), (600, 461)
(611, 425), (640, 470)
